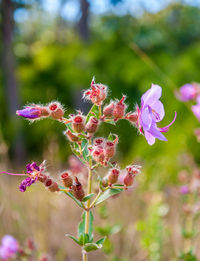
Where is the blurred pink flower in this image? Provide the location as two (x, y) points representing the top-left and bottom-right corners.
(0, 235), (19, 260)
(179, 84), (197, 101)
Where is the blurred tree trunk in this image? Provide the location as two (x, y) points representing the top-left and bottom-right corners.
(78, 0), (89, 41)
(2, 0), (25, 164)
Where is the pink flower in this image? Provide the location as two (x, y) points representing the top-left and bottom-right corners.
(137, 84), (176, 145)
(0, 235), (19, 260)
(179, 84), (197, 101)
(192, 96), (200, 121)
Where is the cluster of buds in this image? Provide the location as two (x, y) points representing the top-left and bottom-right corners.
(90, 136), (118, 165)
(60, 172), (85, 201)
(16, 102), (64, 121)
(103, 96), (127, 121)
(83, 78), (108, 106)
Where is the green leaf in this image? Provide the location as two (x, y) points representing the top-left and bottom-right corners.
(95, 225), (121, 236)
(103, 237), (113, 254)
(95, 188), (123, 206)
(104, 119), (116, 125)
(65, 234), (82, 246)
(88, 211), (94, 241)
(81, 139), (89, 161)
(60, 189), (83, 208)
(108, 133), (116, 142)
(66, 122), (74, 132)
(86, 104), (99, 123)
(110, 225), (122, 235)
(82, 193), (95, 202)
(78, 212), (86, 236)
(84, 242), (103, 252)
(78, 233), (89, 246)
(96, 237), (106, 245)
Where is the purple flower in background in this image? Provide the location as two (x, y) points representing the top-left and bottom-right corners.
(16, 106), (41, 119)
(26, 162), (40, 174)
(179, 185), (189, 195)
(0, 235), (19, 260)
(179, 84), (196, 101)
(137, 84), (176, 145)
(192, 96), (200, 121)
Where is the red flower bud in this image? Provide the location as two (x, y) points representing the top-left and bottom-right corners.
(103, 102), (115, 118)
(85, 117), (99, 133)
(49, 102), (64, 120)
(93, 138), (105, 147)
(72, 115), (85, 133)
(45, 178), (60, 192)
(91, 146), (105, 164)
(112, 96), (127, 120)
(124, 172), (135, 187)
(64, 130), (79, 142)
(126, 165), (141, 175)
(61, 172), (73, 188)
(40, 107), (50, 117)
(108, 168), (120, 184)
(38, 173), (47, 183)
(104, 141), (116, 159)
(72, 177), (85, 201)
(125, 112), (138, 123)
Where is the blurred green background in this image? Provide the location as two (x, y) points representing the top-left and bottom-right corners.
(1, 0), (200, 260)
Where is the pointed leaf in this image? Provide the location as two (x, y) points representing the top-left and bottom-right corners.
(59, 188), (83, 208)
(88, 211), (94, 241)
(78, 212), (86, 236)
(86, 104), (99, 123)
(96, 237), (106, 245)
(65, 234), (81, 246)
(95, 188), (123, 206)
(108, 133), (116, 142)
(82, 193), (95, 202)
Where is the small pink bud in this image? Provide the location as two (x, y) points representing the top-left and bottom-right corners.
(61, 172), (73, 188)
(85, 117), (99, 133)
(126, 165), (141, 175)
(64, 130), (79, 142)
(124, 172), (135, 187)
(45, 178), (60, 192)
(104, 141), (116, 159)
(91, 146), (105, 164)
(103, 102), (115, 118)
(93, 138), (105, 147)
(38, 174), (47, 183)
(125, 112), (138, 123)
(72, 115), (85, 133)
(40, 107), (50, 117)
(112, 96), (127, 120)
(49, 102), (64, 120)
(108, 168), (120, 184)
(72, 177), (85, 201)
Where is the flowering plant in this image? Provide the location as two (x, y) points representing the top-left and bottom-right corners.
(0, 79), (175, 260)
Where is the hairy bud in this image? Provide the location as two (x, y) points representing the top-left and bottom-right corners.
(49, 102), (64, 120)
(125, 112), (138, 124)
(72, 115), (85, 133)
(83, 78), (108, 105)
(64, 129), (79, 142)
(103, 102), (115, 118)
(126, 165), (141, 175)
(72, 177), (85, 201)
(104, 141), (116, 159)
(108, 168), (120, 184)
(85, 117), (99, 133)
(38, 174), (47, 183)
(61, 172), (73, 188)
(45, 178), (60, 192)
(93, 138), (105, 147)
(124, 172), (135, 187)
(112, 96), (127, 120)
(91, 146), (105, 164)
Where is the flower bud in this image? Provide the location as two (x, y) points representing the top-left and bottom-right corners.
(103, 102), (115, 118)
(112, 96), (127, 120)
(72, 177), (85, 201)
(126, 165), (141, 175)
(93, 138), (105, 147)
(102, 177), (108, 187)
(64, 129), (79, 142)
(38, 174), (47, 183)
(85, 117), (99, 133)
(83, 78), (108, 105)
(72, 115), (85, 133)
(124, 172), (135, 187)
(91, 146), (105, 164)
(45, 178), (60, 192)
(61, 172), (73, 188)
(49, 102), (64, 120)
(40, 107), (50, 117)
(125, 112), (138, 124)
(16, 105), (43, 120)
(108, 168), (120, 184)
(104, 141), (116, 159)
